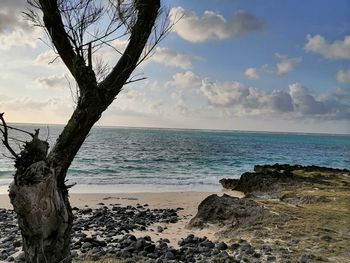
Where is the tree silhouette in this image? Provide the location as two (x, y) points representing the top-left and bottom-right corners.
(0, 0), (172, 262)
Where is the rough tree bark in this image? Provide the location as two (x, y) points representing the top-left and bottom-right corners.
(4, 1), (161, 262)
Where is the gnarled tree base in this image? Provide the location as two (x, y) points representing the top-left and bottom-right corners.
(9, 161), (73, 263)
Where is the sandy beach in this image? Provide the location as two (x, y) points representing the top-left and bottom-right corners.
(0, 190), (244, 246)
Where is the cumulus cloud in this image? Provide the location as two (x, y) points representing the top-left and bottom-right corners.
(333, 87), (350, 100)
(100, 40), (197, 70)
(305, 34), (350, 60)
(244, 68), (259, 79)
(167, 72), (348, 119)
(34, 50), (62, 66)
(119, 88), (142, 100)
(36, 74), (71, 89)
(288, 83), (349, 118)
(0, 95), (72, 114)
(171, 91), (190, 115)
(0, 0), (42, 49)
(289, 83), (327, 115)
(150, 48), (197, 69)
(275, 53), (302, 76)
(337, 68), (350, 83)
(170, 7), (263, 43)
(0, 0), (28, 32)
(244, 65), (271, 79)
(208, 81), (348, 119)
(166, 71), (202, 89)
(200, 81), (250, 107)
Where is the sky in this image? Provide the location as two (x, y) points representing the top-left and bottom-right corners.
(0, 0), (349, 134)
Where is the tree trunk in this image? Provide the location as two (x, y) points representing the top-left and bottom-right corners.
(9, 137), (73, 262)
(4, 1), (161, 262)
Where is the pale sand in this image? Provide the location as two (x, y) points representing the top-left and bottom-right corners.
(0, 190), (244, 245)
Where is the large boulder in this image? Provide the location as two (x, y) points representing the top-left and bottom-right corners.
(222, 164), (350, 195)
(187, 194), (273, 230)
(233, 169), (295, 194)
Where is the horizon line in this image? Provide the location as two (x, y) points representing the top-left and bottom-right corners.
(7, 121), (350, 136)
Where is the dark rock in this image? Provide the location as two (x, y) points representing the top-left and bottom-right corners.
(144, 244), (156, 253)
(219, 178), (239, 190)
(144, 236), (152, 242)
(298, 252), (315, 263)
(81, 242), (93, 249)
(7, 256), (15, 262)
(321, 235), (332, 242)
(231, 164), (350, 195)
(157, 226), (164, 233)
(233, 169), (294, 194)
(267, 255), (277, 261)
(188, 194), (273, 229)
(164, 251), (175, 260)
(15, 252), (25, 262)
(216, 242), (228, 250)
(230, 243), (240, 250)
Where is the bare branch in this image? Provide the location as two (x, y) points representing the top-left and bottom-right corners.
(136, 7), (179, 66)
(124, 77), (147, 85)
(0, 113), (19, 159)
(0, 124), (35, 137)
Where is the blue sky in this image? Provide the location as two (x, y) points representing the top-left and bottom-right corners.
(0, 0), (349, 134)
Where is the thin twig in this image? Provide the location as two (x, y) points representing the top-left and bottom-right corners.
(124, 77), (147, 85)
(0, 113), (19, 159)
(0, 124), (35, 137)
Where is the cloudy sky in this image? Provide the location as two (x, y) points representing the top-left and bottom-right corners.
(0, 0), (349, 134)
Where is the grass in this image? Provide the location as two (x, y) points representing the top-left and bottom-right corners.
(226, 169), (350, 262)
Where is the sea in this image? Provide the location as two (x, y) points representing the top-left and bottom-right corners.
(0, 124), (349, 193)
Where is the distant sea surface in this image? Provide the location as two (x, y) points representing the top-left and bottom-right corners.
(0, 125), (349, 193)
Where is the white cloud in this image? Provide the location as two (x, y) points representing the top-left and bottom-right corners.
(171, 72), (349, 119)
(36, 74), (71, 90)
(198, 80), (293, 116)
(245, 67), (260, 79)
(150, 47), (196, 69)
(244, 64), (271, 79)
(170, 7), (263, 43)
(119, 88), (142, 100)
(0, 26), (42, 50)
(333, 87), (350, 101)
(275, 53), (302, 76)
(0, 1), (42, 49)
(305, 34), (350, 60)
(288, 83), (349, 119)
(0, 95), (72, 114)
(101, 40), (197, 70)
(166, 71), (202, 89)
(34, 50), (63, 67)
(200, 80), (249, 107)
(112, 39), (128, 53)
(171, 91), (190, 115)
(337, 68), (350, 83)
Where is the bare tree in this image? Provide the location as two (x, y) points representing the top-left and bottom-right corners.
(0, 0), (172, 262)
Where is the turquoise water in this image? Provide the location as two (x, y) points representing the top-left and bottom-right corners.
(0, 125), (349, 191)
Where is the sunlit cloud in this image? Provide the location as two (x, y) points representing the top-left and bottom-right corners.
(275, 53), (302, 76)
(170, 7), (263, 43)
(337, 68), (350, 83)
(305, 34), (350, 60)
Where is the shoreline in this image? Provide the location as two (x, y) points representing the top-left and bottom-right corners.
(0, 190), (243, 210)
(1, 164), (349, 262)
(0, 183), (223, 196)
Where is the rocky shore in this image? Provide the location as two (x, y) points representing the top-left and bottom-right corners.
(215, 164), (350, 262)
(1, 203), (263, 262)
(0, 164), (349, 262)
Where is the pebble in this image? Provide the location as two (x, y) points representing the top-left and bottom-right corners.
(0, 205), (282, 263)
